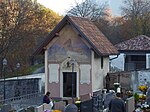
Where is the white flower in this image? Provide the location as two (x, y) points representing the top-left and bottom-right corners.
(114, 83), (120, 85)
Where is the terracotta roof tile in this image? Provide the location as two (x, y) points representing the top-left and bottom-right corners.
(115, 35), (150, 51)
(69, 16), (118, 56)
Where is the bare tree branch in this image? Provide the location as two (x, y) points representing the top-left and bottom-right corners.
(67, 0), (108, 21)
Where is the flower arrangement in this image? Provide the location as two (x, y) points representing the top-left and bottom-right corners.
(113, 83), (120, 87)
(75, 97), (81, 110)
(44, 110), (61, 112)
(126, 90), (133, 97)
(113, 83), (120, 92)
(139, 94), (146, 100)
(52, 110), (62, 112)
(141, 102), (150, 111)
(138, 85), (148, 93)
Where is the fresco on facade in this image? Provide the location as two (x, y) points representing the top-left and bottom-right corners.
(48, 37), (91, 63)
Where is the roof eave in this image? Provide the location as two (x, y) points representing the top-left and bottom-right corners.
(119, 50), (150, 53)
(34, 15), (119, 56)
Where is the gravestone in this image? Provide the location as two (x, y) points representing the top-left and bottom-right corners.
(80, 99), (93, 112)
(147, 87), (150, 97)
(64, 104), (78, 112)
(26, 106), (35, 112)
(126, 97), (135, 112)
(104, 92), (115, 108)
(146, 87), (150, 105)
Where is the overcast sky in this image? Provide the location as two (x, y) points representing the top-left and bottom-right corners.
(37, 0), (123, 16)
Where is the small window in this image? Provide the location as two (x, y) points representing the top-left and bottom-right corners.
(101, 57), (103, 69)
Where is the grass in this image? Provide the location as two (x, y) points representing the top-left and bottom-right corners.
(1, 64), (44, 79)
(22, 64), (44, 75)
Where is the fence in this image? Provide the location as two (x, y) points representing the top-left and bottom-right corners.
(0, 92), (43, 111)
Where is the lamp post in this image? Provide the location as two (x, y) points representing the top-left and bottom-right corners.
(70, 59), (75, 103)
(3, 58), (7, 102)
(16, 63), (20, 96)
(16, 63), (20, 80)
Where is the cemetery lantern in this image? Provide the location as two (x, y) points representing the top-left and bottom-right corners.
(3, 58), (7, 102)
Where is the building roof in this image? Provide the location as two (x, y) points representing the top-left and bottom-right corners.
(115, 35), (150, 51)
(34, 15), (118, 56)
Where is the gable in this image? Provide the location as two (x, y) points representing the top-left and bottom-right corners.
(34, 15), (119, 56)
(47, 24), (91, 63)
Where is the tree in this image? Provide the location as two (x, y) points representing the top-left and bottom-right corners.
(121, 0), (150, 37)
(67, 0), (108, 21)
(0, 0), (61, 77)
(67, 0), (126, 44)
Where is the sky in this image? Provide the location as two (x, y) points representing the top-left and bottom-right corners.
(37, 0), (123, 16)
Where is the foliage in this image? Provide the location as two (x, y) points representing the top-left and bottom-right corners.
(21, 64), (44, 75)
(67, 0), (124, 45)
(100, 0), (150, 44)
(121, 0), (150, 38)
(134, 92), (139, 102)
(0, 0), (150, 79)
(0, 0), (62, 78)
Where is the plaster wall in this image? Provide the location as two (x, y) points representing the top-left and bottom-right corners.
(110, 53), (125, 71)
(92, 51), (109, 91)
(79, 64), (92, 96)
(46, 24), (92, 97)
(110, 53), (150, 71)
(47, 24), (91, 63)
(48, 64), (60, 97)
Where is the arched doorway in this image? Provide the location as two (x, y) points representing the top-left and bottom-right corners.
(60, 57), (79, 97)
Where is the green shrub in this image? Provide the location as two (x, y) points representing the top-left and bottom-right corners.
(134, 92), (139, 102)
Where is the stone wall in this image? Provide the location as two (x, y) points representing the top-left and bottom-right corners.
(106, 71), (131, 93)
(0, 78), (41, 99)
(106, 68), (150, 93)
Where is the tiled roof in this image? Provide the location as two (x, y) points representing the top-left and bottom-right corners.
(69, 16), (118, 56)
(34, 15), (118, 56)
(115, 35), (150, 51)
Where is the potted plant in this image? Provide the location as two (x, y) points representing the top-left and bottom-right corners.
(113, 83), (120, 92)
(138, 85), (148, 95)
